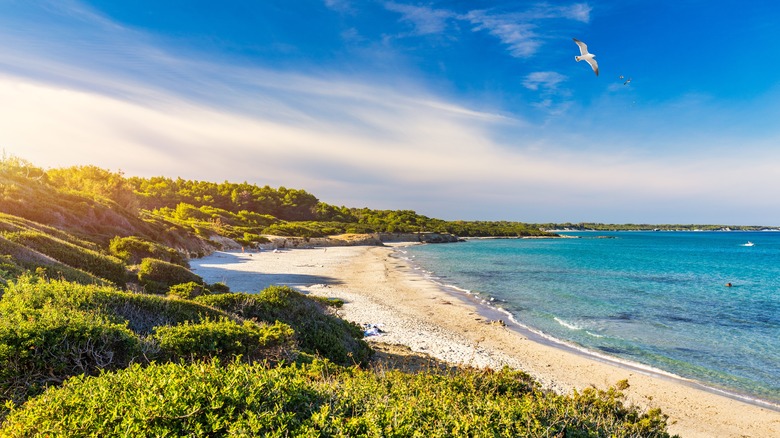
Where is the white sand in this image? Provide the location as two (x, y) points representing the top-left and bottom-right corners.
(191, 246), (780, 437)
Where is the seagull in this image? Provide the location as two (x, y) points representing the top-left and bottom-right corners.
(573, 38), (598, 76)
(623, 77), (632, 85)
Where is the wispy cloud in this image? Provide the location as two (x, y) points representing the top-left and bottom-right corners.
(523, 71), (572, 115)
(523, 71), (567, 91)
(323, 0), (354, 13)
(5, 66), (778, 223)
(383, 2), (455, 36)
(525, 3), (592, 23)
(464, 10), (540, 58)
(382, 2), (592, 58)
(4, 1), (780, 223)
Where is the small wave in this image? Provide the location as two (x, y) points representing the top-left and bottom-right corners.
(586, 331), (605, 338)
(554, 317), (582, 331)
(444, 284), (472, 294)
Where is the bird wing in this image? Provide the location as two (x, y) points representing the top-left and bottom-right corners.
(585, 58), (599, 76)
(572, 38), (589, 55)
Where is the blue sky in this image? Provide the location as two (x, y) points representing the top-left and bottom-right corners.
(1, 1), (779, 225)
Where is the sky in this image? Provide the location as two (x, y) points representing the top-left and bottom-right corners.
(1, 1), (779, 225)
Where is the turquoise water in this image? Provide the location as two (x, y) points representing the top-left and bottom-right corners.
(401, 232), (780, 405)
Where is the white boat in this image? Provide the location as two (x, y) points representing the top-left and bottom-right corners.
(743, 241), (755, 247)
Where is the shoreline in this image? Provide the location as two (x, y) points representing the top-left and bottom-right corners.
(396, 248), (780, 412)
(191, 246), (780, 438)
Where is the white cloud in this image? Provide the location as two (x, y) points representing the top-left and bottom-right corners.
(523, 71), (567, 91)
(383, 2), (455, 35)
(525, 3), (592, 23)
(324, 0), (354, 13)
(464, 10), (540, 58)
(562, 3), (592, 22)
(3, 1), (780, 224)
(4, 70), (780, 224)
(381, 2), (593, 58)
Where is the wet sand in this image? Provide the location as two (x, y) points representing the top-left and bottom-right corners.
(191, 246), (780, 437)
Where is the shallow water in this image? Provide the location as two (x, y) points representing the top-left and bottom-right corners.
(401, 232), (780, 404)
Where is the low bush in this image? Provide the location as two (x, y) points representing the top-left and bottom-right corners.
(137, 258), (202, 294)
(0, 254), (24, 284)
(0, 236), (107, 286)
(4, 231), (126, 286)
(0, 304), (142, 414)
(167, 281), (207, 299)
(152, 318), (295, 364)
(262, 222), (324, 238)
(209, 281), (231, 294)
(109, 235), (187, 266)
(0, 360), (676, 437)
(0, 277), (266, 419)
(0, 277), (229, 336)
(195, 286), (371, 366)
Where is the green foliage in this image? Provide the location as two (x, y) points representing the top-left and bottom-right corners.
(137, 258), (202, 294)
(535, 222), (767, 232)
(46, 165), (138, 211)
(0, 277), (266, 418)
(0, 254), (23, 284)
(167, 281), (207, 300)
(0, 299), (142, 413)
(4, 231), (126, 286)
(152, 319), (295, 364)
(109, 235), (186, 266)
(1, 360), (675, 437)
(0, 236), (107, 285)
(129, 177), (319, 221)
(262, 222), (324, 238)
(0, 277), (229, 336)
(196, 286), (371, 366)
(209, 281), (231, 294)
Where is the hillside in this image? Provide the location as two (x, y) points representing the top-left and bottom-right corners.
(0, 156), (675, 436)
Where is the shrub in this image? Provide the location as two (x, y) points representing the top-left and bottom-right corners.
(209, 281), (231, 294)
(167, 281), (207, 299)
(152, 319), (295, 364)
(0, 254), (24, 284)
(137, 258), (202, 294)
(4, 231), (126, 286)
(0, 304), (142, 414)
(262, 222), (324, 238)
(0, 360), (675, 437)
(0, 236), (107, 286)
(0, 277), (229, 336)
(109, 235), (187, 266)
(195, 286), (371, 366)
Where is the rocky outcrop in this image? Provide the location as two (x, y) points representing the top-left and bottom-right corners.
(249, 232), (462, 250)
(378, 232), (462, 243)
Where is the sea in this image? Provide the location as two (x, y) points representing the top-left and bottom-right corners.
(398, 231), (780, 407)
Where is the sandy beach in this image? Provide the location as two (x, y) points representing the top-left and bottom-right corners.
(191, 245), (780, 438)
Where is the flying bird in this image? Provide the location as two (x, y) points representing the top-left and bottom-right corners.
(623, 77), (632, 85)
(572, 38), (598, 76)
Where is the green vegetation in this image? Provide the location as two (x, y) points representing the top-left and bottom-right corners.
(137, 257), (203, 294)
(539, 222), (772, 232)
(5, 231), (127, 286)
(0, 277), (370, 422)
(109, 235), (187, 266)
(152, 318), (295, 364)
(196, 286), (371, 367)
(1, 360), (674, 437)
(0, 155), (678, 436)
